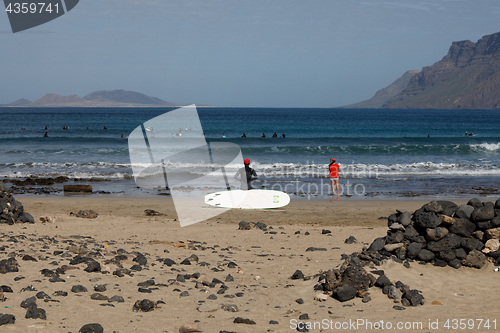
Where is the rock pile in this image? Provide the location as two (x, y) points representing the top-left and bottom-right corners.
(0, 183), (34, 224)
(367, 199), (500, 269)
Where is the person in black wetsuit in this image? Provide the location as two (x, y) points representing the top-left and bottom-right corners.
(272, 132), (278, 138)
(234, 158), (258, 190)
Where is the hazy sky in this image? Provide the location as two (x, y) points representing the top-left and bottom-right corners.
(1, 0), (499, 107)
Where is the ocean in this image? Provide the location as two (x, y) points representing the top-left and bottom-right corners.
(1, 107), (499, 199)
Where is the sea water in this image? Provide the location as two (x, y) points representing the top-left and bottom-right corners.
(0, 107), (499, 199)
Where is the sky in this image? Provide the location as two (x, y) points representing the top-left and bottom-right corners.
(1, 0), (499, 107)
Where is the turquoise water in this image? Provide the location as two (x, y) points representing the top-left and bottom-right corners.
(1, 107), (499, 198)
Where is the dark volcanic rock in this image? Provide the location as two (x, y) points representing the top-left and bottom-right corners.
(404, 226), (419, 239)
(333, 286), (357, 302)
(144, 209), (164, 216)
(133, 253), (147, 266)
(25, 306), (46, 320)
(375, 275), (392, 288)
(344, 236), (357, 244)
(84, 260), (101, 273)
(233, 317), (256, 324)
(461, 238), (484, 252)
(423, 201), (443, 213)
(437, 201), (459, 216)
(341, 265), (371, 291)
(71, 285), (88, 293)
(426, 227), (448, 241)
(407, 243), (423, 258)
(387, 231), (404, 244)
(402, 290), (424, 306)
(21, 296), (37, 309)
(427, 234), (462, 252)
(398, 211), (412, 226)
(417, 249), (435, 262)
(455, 204), (474, 220)
(0, 313), (15, 325)
(471, 205), (495, 222)
(79, 323), (104, 333)
(132, 299), (156, 312)
(467, 198), (483, 209)
(238, 221), (252, 230)
(291, 270), (305, 280)
(0, 258), (19, 274)
(449, 219), (476, 237)
(414, 211), (441, 228)
(437, 250), (456, 262)
(368, 237), (386, 252)
(448, 259), (462, 269)
(462, 249), (487, 269)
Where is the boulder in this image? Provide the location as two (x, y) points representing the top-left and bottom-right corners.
(426, 234), (462, 252)
(414, 211), (441, 228)
(485, 227), (500, 239)
(437, 250), (456, 262)
(495, 199), (500, 210)
(333, 286), (357, 302)
(461, 238), (484, 252)
(398, 211), (412, 227)
(471, 205), (495, 222)
(0, 313), (15, 326)
(467, 198), (483, 209)
(341, 265), (372, 291)
(491, 216), (500, 228)
(417, 249), (435, 262)
(404, 226), (420, 239)
(437, 201), (459, 216)
(386, 231), (404, 244)
(455, 204), (474, 220)
(368, 237), (386, 252)
(423, 201), (443, 213)
(406, 243), (423, 259)
(426, 227), (448, 241)
(462, 249), (487, 269)
(482, 239), (500, 254)
(448, 219), (476, 237)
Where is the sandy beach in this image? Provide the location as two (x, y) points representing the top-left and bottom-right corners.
(2, 196), (500, 332)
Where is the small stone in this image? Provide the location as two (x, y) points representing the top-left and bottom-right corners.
(486, 228), (500, 239)
(269, 320), (279, 324)
(79, 323), (104, 333)
(132, 299), (156, 312)
(0, 258), (19, 274)
(233, 317), (256, 324)
(90, 293), (109, 301)
(221, 304), (239, 312)
(333, 286), (357, 302)
(25, 307), (47, 320)
(322, 229), (331, 234)
(179, 322), (203, 333)
(0, 314), (15, 326)
(344, 236), (357, 244)
(107, 295), (124, 303)
(462, 249), (487, 269)
(295, 298), (304, 304)
(75, 210), (98, 218)
(180, 291), (189, 297)
(384, 243), (403, 252)
(393, 305), (406, 310)
(94, 284), (106, 292)
(71, 285), (88, 293)
(291, 270), (304, 280)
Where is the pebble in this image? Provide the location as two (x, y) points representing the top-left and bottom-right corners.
(179, 322), (203, 333)
(79, 323), (104, 333)
(233, 317), (256, 324)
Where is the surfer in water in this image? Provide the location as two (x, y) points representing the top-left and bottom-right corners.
(329, 158), (340, 200)
(235, 158), (258, 190)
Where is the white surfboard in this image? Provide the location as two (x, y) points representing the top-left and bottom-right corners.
(205, 189), (290, 209)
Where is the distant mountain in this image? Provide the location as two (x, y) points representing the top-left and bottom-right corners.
(83, 90), (182, 107)
(3, 90), (192, 107)
(343, 70), (421, 108)
(30, 94), (87, 107)
(383, 32), (500, 109)
(7, 98), (32, 106)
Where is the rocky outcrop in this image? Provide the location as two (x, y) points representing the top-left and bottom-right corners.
(383, 32), (500, 109)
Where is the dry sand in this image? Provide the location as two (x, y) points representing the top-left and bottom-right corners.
(1, 197), (499, 333)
